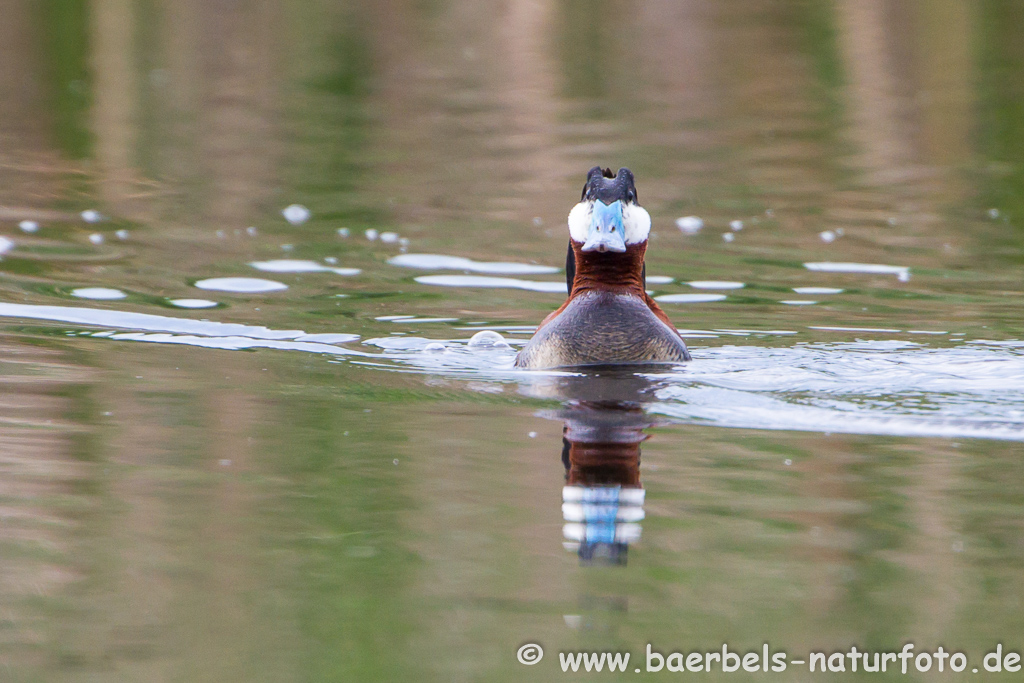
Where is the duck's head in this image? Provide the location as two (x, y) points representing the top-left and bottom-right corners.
(568, 167), (650, 254)
(564, 167), (651, 294)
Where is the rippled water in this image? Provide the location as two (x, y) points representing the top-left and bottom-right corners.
(3, 1), (1024, 681)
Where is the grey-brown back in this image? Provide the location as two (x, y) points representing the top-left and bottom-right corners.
(515, 291), (691, 369)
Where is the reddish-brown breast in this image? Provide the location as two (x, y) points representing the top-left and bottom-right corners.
(536, 241), (682, 338)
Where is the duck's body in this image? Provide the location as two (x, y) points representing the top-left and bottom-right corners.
(515, 167), (690, 370)
(515, 290), (689, 368)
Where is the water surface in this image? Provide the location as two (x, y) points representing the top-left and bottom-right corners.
(2, 1), (1024, 681)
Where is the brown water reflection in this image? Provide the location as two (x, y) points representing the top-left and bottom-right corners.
(2, 0), (1024, 681)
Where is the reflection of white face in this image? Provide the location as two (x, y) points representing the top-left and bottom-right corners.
(567, 201), (651, 245)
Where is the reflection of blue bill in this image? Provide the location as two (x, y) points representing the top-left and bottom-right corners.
(586, 486), (620, 504)
(563, 522), (643, 544)
(582, 504), (619, 524)
(562, 502), (647, 523)
(564, 486), (646, 506)
(585, 522), (617, 544)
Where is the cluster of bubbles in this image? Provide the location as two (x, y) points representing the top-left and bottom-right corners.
(674, 214), (748, 242)
(284, 203), (409, 249)
(419, 330), (512, 355)
(675, 209), (862, 246)
(9, 212), (129, 248)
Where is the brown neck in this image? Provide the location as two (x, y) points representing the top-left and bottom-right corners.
(569, 241), (647, 299)
(565, 440), (642, 487)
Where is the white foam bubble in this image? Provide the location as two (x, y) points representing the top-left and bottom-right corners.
(415, 274), (565, 293)
(810, 326), (901, 333)
(455, 325), (536, 331)
(780, 300), (817, 305)
(819, 230), (836, 243)
(675, 216), (703, 234)
(88, 233), (104, 245)
(249, 259), (360, 276)
(805, 262), (909, 277)
(389, 317), (459, 324)
(0, 236), (13, 255)
(646, 275), (673, 284)
(18, 220), (39, 233)
(194, 277), (288, 293)
(81, 210), (103, 223)
(0, 302), (360, 347)
(379, 232), (400, 244)
(365, 229), (379, 241)
(169, 299), (219, 309)
(282, 204), (311, 225)
(71, 287), (127, 300)
(104, 332), (367, 355)
(293, 333), (359, 344)
(363, 336), (435, 350)
(655, 293), (728, 303)
(722, 232), (735, 242)
(389, 253), (559, 275)
(730, 220), (744, 231)
(716, 329), (798, 336)
(793, 287), (844, 294)
(468, 330), (507, 348)
(688, 281), (744, 290)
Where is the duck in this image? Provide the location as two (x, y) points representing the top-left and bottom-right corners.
(515, 167), (691, 369)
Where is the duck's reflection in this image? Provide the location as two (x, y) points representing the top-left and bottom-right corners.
(523, 369), (666, 566)
(560, 401), (649, 565)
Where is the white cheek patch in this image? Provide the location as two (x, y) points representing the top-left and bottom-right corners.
(622, 204), (651, 244)
(567, 202), (592, 243)
(568, 201), (650, 245)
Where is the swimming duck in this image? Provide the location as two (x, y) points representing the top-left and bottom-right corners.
(515, 167), (691, 369)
